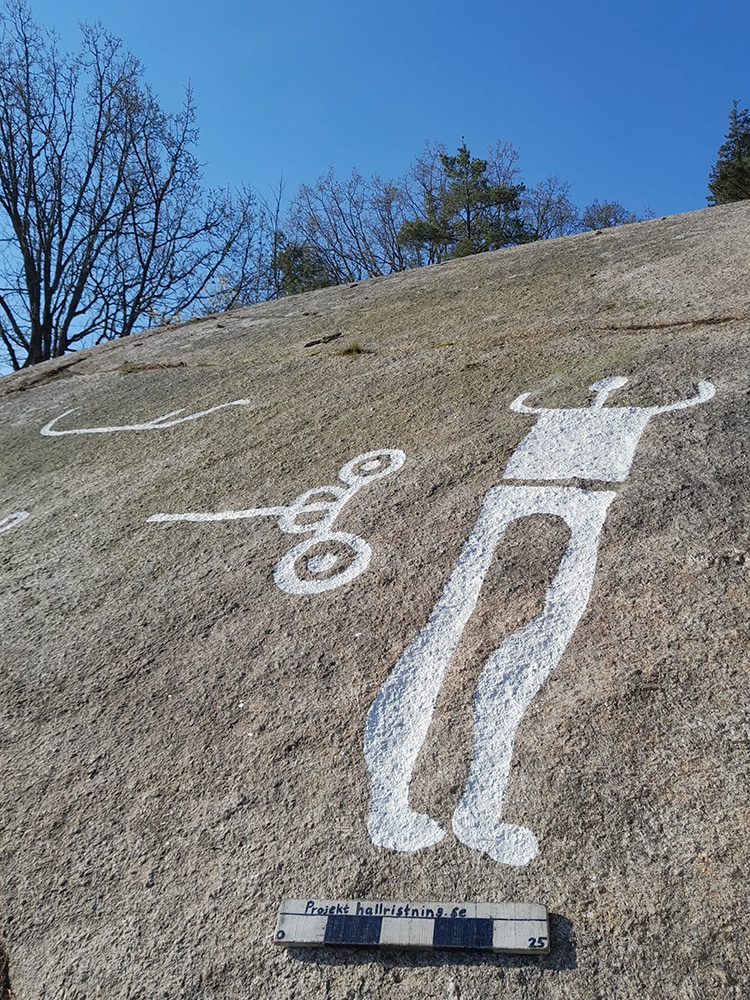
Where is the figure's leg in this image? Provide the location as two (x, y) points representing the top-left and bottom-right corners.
(452, 487), (615, 865)
(364, 494), (523, 851)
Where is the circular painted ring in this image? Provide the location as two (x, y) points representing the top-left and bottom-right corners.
(273, 531), (372, 594)
(338, 449), (406, 487)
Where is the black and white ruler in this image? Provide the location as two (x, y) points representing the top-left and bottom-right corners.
(274, 898), (550, 953)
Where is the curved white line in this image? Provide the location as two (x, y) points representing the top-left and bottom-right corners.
(653, 379), (715, 413)
(0, 511), (29, 533)
(41, 400), (251, 436)
(508, 392), (540, 414)
(338, 449), (406, 486)
(274, 532), (372, 595)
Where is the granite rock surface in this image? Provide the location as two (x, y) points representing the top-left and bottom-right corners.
(1, 202), (748, 999)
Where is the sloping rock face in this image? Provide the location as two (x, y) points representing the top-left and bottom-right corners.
(1, 203), (748, 999)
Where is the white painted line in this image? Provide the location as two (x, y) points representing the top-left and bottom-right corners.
(307, 553), (340, 573)
(148, 448), (404, 595)
(274, 531), (371, 595)
(365, 485), (615, 865)
(40, 399), (252, 436)
(146, 506), (286, 523)
(506, 378), (714, 481)
(0, 511), (29, 533)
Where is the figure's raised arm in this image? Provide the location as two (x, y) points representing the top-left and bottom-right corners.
(509, 392), (542, 414)
(654, 380), (716, 414)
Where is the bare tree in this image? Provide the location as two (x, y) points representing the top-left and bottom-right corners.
(0, 1), (259, 370)
(521, 176), (581, 240)
(580, 198), (637, 231)
(280, 137), (644, 294)
(287, 167), (412, 283)
(400, 142), (457, 266)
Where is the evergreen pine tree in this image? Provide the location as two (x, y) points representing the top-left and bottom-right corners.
(707, 101), (750, 205)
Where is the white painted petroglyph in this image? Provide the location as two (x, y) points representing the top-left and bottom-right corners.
(450, 487), (614, 865)
(0, 511), (29, 533)
(148, 448), (405, 595)
(274, 531), (372, 595)
(40, 399), (251, 436)
(505, 378), (715, 481)
(365, 377), (714, 866)
(365, 486), (615, 864)
(307, 553), (340, 574)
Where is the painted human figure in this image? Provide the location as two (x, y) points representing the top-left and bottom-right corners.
(364, 376), (714, 866)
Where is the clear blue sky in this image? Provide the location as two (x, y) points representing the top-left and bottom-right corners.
(19, 0), (750, 218)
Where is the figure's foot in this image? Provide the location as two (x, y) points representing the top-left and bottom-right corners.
(452, 810), (539, 867)
(367, 804), (445, 852)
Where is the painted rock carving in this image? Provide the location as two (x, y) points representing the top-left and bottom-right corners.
(148, 449), (406, 594)
(364, 377), (715, 866)
(0, 511), (29, 533)
(40, 399), (251, 435)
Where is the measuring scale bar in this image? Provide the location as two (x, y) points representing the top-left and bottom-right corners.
(274, 898), (550, 953)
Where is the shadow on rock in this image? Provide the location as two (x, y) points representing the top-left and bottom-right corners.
(0, 941), (11, 1000)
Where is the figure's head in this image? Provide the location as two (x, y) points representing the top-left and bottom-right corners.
(589, 376), (628, 408)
